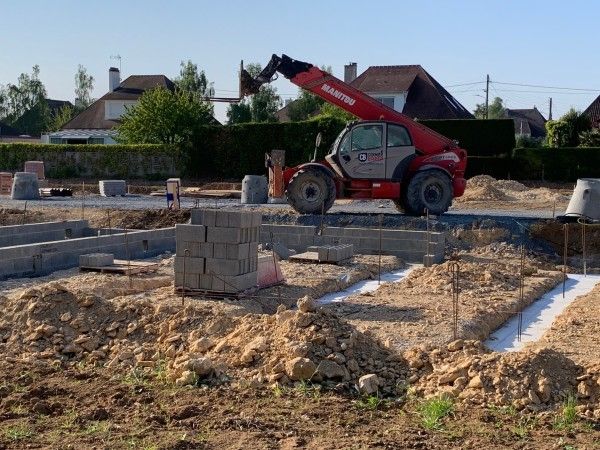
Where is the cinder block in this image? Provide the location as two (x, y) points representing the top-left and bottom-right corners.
(215, 210), (230, 227)
(227, 211), (253, 228)
(199, 274), (213, 290)
(226, 243), (250, 260)
(175, 224), (206, 243)
(252, 212), (262, 227)
(198, 242), (214, 258)
(213, 243), (227, 259)
(176, 240), (199, 257)
(207, 226), (255, 244)
(205, 258), (244, 276)
(174, 256), (205, 274)
(79, 253), (114, 267)
(190, 209), (216, 227)
(175, 272), (201, 289)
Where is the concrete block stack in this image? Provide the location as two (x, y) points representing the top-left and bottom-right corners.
(0, 173), (13, 195)
(175, 209), (262, 293)
(308, 244), (354, 263)
(99, 180), (127, 197)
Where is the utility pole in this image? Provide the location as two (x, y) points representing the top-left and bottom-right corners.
(548, 97), (553, 120)
(485, 74), (490, 119)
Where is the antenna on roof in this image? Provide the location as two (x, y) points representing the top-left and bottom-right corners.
(110, 54), (122, 73)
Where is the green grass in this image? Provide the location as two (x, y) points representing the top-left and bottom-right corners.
(417, 394), (454, 430)
(355, 394), (384, 411)
(510, 415), (538, 440)
(553, 394), (578, 432)
(295, 380), (321, 400)
(4, 423), (34, 441)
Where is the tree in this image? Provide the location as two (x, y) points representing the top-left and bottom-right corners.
(175, 60), (215, 98)
(474, 97), (505, 119)
(226, 101), (252, 124)
(545, 108), (591, 147)
(243, 63), (281, 122)
(287, 90), (325, 121)
(316, 102), (356, 122)
(579, 128), (600, 147)
(2, 65), (47, 125)
(49, 105), (74, 131)
(117, 87), (214, 144)
(74, 65), (94, 111)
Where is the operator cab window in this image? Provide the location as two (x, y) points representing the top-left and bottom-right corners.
(387, 124), (412, 147)
(351, 124), (383, 151)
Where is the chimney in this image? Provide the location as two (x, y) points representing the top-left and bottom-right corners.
(109, 67), (120, 92)
(344, 62), (357, 83)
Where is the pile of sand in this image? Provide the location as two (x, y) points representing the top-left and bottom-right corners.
(458, 175), (565, 203)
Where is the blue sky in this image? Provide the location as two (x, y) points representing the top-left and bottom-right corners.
(2, 0), (599, 122)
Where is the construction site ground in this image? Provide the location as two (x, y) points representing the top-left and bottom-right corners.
(1, 176), (599, 449)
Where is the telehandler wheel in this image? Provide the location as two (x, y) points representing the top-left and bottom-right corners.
(285, 168), (336, 215)
(400, 170), (453, 215)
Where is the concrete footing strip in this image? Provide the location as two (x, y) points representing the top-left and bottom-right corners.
(486, 274), (600, 352)
(317, 266), (415, 305)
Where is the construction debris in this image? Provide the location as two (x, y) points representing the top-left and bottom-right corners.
(99, 180), (127, 197)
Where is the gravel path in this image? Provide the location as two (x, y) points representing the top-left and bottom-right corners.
(0, 195), (559, 219)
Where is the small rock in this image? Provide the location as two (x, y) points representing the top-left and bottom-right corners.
(187, 357), (214, 377)
(285, 357), (316, 381)
(467, 375), (483, 389)
(447, 339), (464, 352)
(190, 337), (214, 353)
(358, 374), (379, 395)
(297, 296), (316, 313)
(316, 360), (348, 380)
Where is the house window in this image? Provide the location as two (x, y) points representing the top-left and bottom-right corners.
(88, 137), (104, 144)
(49, 137), (62, 144)
(374, 97), (395, 109)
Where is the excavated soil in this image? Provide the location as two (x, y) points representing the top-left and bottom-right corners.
(326, 244), (562, 351)
(455, 175), (572, 210)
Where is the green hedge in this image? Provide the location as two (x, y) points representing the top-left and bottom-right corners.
(186, 117), (346, 178)
(512, 147), (600, 181)
(0, 143), (177, 178)
(465, 156), (512, 179)
(420, 119), (516, 157)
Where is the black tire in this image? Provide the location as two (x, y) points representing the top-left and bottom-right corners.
(399, 170), (453, 215)
(286, 168), (336, 215)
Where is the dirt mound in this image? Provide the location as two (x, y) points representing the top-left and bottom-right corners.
(466, 175), (497, 188)
(98, 209), (191, 229)
(406, 341), (599, 411)
(460, 184), (509, 201)
(493, 179), (527, 192)
(0, 284), (407, 394)
(167, 298), (409, 394)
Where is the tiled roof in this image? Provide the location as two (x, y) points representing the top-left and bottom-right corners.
(350, 65), (473, 119)
(505, 107), (547, 137)
(62, 75), (175, 130)
(584, 95), (600, 127)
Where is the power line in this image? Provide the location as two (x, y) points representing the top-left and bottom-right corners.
(445, 81), (486, 88)
(490, 88), (596, 95)
(492, 81), (600, 92)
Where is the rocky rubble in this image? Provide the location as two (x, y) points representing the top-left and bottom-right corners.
(405, 340), (600, 417)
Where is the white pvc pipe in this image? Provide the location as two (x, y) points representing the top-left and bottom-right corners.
(486, 274), (600, 352)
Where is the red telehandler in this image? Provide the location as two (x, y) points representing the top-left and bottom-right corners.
(240, 54), (467, 216)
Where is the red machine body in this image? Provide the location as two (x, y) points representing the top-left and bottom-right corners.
(242, 55), (468, 214)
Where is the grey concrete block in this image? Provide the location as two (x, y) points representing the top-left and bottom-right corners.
(174, 256), (205, 274)
(215, 210), (230, 227)
(213, 243), (227, 259)
(176, 240), (199, 257)
(207, 226), (256, 244)
(176, 224), (206, 243)
(226, 243), (250, 260)
(79, 253), (114, 267)
(99, 180), (126, 196)
(190, 209), (217, 227)
(205, 258), (245, 276)
(175, 272), (201, 289)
